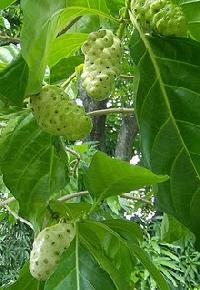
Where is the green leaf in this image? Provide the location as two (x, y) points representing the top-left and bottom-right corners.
(0, 0), (17, 9)
(129, 30), (200, 247)
(161, 213), (193, 244)
(65, 0), (109, 12)
(1, 113), (68, 227)
(103, 219), (143, 244)
(180, 0), (200, 41)
(0, 55), (28, 106)
(58, 6), (117, 33)
(6, 263), (44, 290)
(48, 33), (88, 67)
(45, 239), (116, 290)
(50, 56), (83, 84)
(79, 220), (135, 290)
(85, 151), (169, 201)
(21, 0), (66, 94)
(67, 15), (101, 34)
(106, 0), (124, 16)
(49, 200), (91, 220)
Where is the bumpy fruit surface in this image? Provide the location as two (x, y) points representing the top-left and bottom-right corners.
(81, 29), (122, 101)
(131, 0), (187, 36)
(30, 85), (92, 140)
(30, 223), (75, 281)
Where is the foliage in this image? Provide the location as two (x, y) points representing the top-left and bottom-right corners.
(0, 0), (200, 289)
(0, 213), (33, 288)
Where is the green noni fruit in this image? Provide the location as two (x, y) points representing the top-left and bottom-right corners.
(81, 29), (122, 101)
(30, 85), (92, 140)
(30, 223), (75, 281)
(131, 0), (187, 36)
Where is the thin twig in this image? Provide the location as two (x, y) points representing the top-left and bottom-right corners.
(0, 191), (153, 208)
(121, 194), (153, 206)
(58, 191), (88, 202)
(4, 205), (34, 229)
(87, 107), (134, 117)
(120, 74), (134, 80)
(116, 0), (131, 39)
(65, 147), (81, 176)
(0, 197), (15, 207)
(57, 16), (82, 37)
(61, 72), (76, 89)
(0, 36), (20, 44)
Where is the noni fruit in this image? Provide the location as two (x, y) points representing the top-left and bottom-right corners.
(131, 0), (187, 36)
(30, 223), (75, 281)
(81, 29), (122, 101)
(30, 85), (92, 140)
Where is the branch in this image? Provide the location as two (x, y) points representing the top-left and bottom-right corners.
(57, 16), (82, 37)
(121, 194), (153, 206)
(116, 0), (131, 39)
(58, 191), (88, 202)
(4, 205), (34, 229)
(87, 107), (134, 117)
(0, 36), (20, 44)
(120, 74), (134, 80)
(0, 196), (15, 207)
(61, 72), (76, 89)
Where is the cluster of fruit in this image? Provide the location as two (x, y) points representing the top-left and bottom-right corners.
(81, 29), (122, 101)
(131, 0), (187, 36)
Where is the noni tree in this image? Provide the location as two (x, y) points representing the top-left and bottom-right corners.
(0, 0), (200, 289)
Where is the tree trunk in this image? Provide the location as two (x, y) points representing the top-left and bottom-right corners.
(115, 114), (138, 161)
(79, 81), (108, 151)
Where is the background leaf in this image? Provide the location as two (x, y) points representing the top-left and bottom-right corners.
(85, 151), (168, 200)
(130, 31), (200, 247)
(6, 263), (43, 290)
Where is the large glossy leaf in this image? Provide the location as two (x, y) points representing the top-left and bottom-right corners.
(1, 113), (68, 227)
(180, 0), (200, 41)
(103, 219), (143, 244)
(129, 27), (200, 246)
(65, 0), (109, 12)
(85, 151), (168, 201)
(101, 221), (169, 289)
(45, 239), (116, 290)
(79, 220), (134, 290)
(0, 55), (28, 106)
(6, 263), (44, 290)
(48, 33), (88, 67)
(21, 0), (66, 94)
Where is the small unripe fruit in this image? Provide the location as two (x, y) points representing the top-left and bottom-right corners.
(30, 223), (75, 281)
(30, 85), (92, 140)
